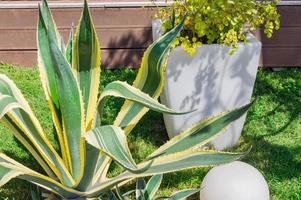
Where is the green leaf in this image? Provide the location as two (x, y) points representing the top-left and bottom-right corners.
(90, 154), (110, 185)
(0, 74), (74, 187)
(114, 20), (184, 133)
(0, 95), (21, 117)
(92, 20), (184, 186)
(37, 3), (68, 167)
(151, 103), (253, 157)
(38, 0), (65, 108)
(30, 186), (42, 200)
(72, 0), (101, 190)
(98, 81), (192, 125)
(40, 0), (63, 51)
(108, 190), (122, 200)
(1, 115), (55, 179)
(65, 28), (73, 64)
(49, 36), (85, 183)
(158, 189), (199, 200)
(136, 178), (146, 190)
(73, 0), (101, 130)
(37, 5), (60, 109)
(39, 6), (85, 182)
(76, 143), (100, 191)
(86, 149), (247, 197)
(133, 150), (247, 177)
(145, 175), (162, 199)
(136, 178), (147, 200)
(84, 125), (153, 173)
(0, 155), (27, 187)
(122, 190), (136, 198)
(0, 153), (83, 199)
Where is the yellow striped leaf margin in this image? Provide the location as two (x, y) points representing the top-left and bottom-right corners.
(0, 154), (83, 199)
(37, 2), (67, 167)
(72, 0), (101, 190)
(86, 149), (247, 197)
(0, 95), (21, 117)
(165, 189), (199, 200)
(0, 74), (75, 186)
(145, 174), (163, 199)
(65, 29), (73, 64)
(113, 20), (184, 133)
(91, 20), (184, 186)
(73, 0), (101, 130)
(98, 81), (192, 121)
(84, 125), (153, 173)
(151, 103), (253, 157)
(39, 6), (85, 183)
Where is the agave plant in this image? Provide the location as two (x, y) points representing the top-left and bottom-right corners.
(0, 0), (251, 199)
(111, 175), (199, 200)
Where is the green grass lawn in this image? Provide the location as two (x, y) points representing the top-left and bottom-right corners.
(0, 64), (300, 200)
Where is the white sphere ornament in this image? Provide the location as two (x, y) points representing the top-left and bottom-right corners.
(200, 161), (270, 200)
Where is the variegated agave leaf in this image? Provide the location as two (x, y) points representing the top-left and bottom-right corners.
(133, 174), (198, 200)
(151, 103), (253, 157)
(39, 5), (85, 183)
(90, 19), (186, 187)
(0, 154), (83, 199)
(71, 0), (102, 190)
(84, 125), (154, 174)
(0, 74), (74, 187)
(37, 0), (68, 166)
(113, 19), (185, 133)
(156, 189), (199, 200)
(84, 102), (252, 196)
(84, 149), (247, 197)
(72, 0), (101, 131)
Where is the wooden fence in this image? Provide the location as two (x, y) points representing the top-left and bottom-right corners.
(0, 0), (300, 68)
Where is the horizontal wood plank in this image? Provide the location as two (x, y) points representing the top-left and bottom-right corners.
(0, 6), (299, 29)
(0, 7), (156, 29)
(0, 0), (148, 1)
(278, 6), (301, 27)
(253, 27), (301, 47)
(0, 49), (145, 68)
(0, 1), (172, 8)
(260, 47), (301, 67)
(0, 28), (152, 49)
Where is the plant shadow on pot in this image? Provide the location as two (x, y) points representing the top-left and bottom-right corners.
(161, 34), (261, 150)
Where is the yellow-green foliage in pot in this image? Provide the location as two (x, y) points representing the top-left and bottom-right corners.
(152, 0), (280, 150)
(155, 0), (280, 55)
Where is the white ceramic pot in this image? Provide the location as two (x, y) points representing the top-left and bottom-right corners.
(152, 20), (261, 150)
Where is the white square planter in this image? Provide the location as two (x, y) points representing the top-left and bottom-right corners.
(152, 20), (262, 150)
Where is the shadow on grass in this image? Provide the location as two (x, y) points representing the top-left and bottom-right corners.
(242, 138), (301, 181)
(245, 68), (301, 138)
(126, 68), (301, 199)
(241, 68), (301, 198)
(242, 68), (301, 169)
(0, 146), (39, 200)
